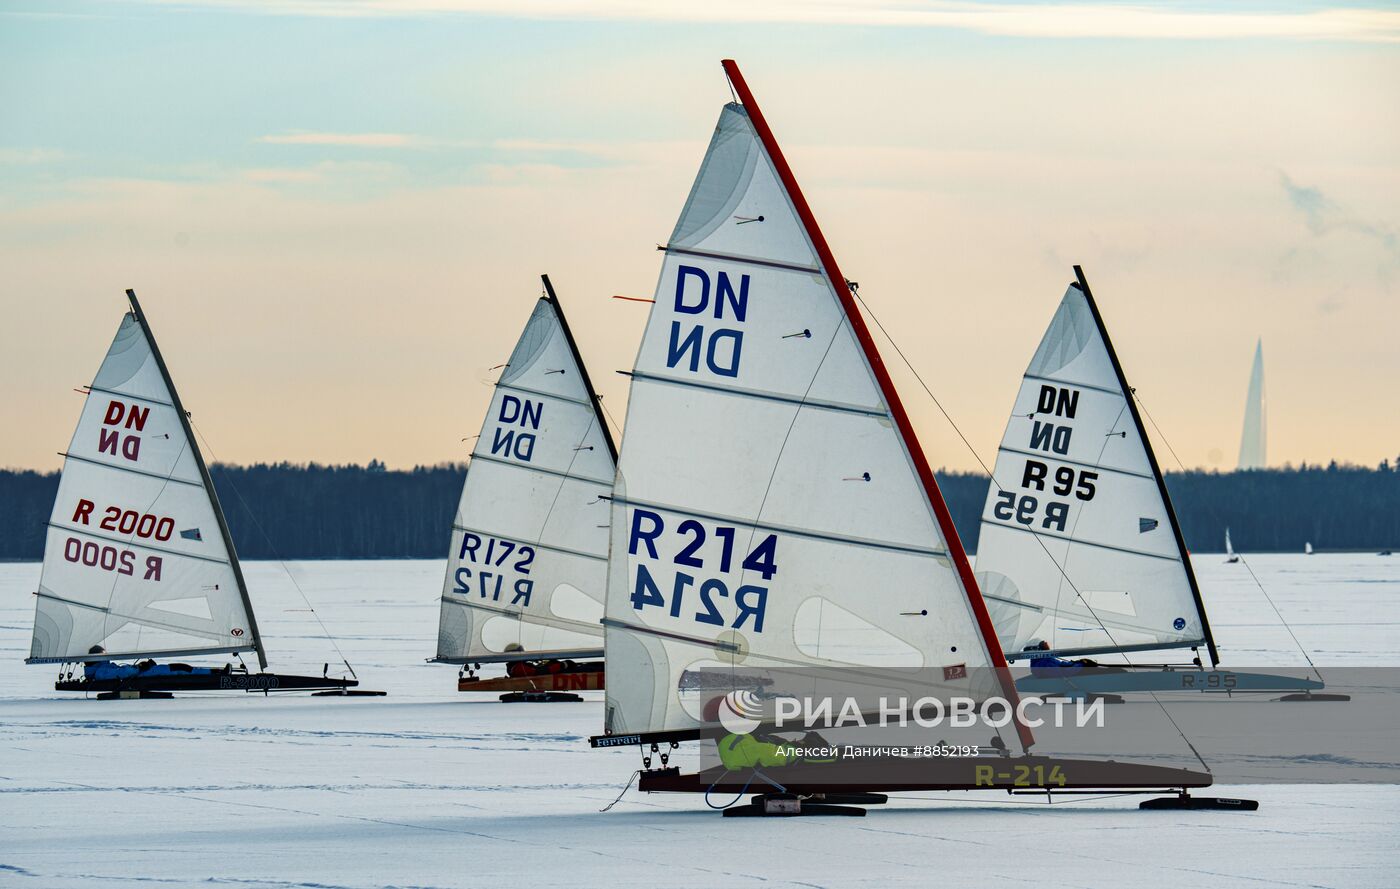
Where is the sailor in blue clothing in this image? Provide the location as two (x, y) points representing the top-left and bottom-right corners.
(1027, 640), (1105, 678)
(83, 646), (139, 681)
(82, 645), (226, 683)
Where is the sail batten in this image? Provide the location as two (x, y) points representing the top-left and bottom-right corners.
(434, 278), (614, 665)
(612, 495), (950, 558)
(630, 371), (891, 417)
(28, 644), (258, 666)
(466, 452), (613, 486)
(975, 268), (1217, 667)
(601, 62), (1029, 749)
(85, 385), (176, 408)
(996, 446), (1155, 480)
(45, 523), (234, 566)
(661, 244), (823, 275)
(977, 518), (1183, 562)
(28, 291), (263, 668)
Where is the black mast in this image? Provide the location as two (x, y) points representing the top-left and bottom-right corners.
(1070, 267), (1220, 668)
(541, 274), (618, 463)
(124, 290), (267, 670)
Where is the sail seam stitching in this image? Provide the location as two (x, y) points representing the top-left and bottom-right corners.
(450, 524), (607, 563)
(494, 381), (592, 408)
(467, 453), (613, 486)
(996, 446), (1155, 481)
(59, 453), (203, 488)
(1022, 373), (1123, 399)
(613, 495), (947, 558)
(979, 518), (1180, 562)
(86, 385), (177, 408)
(662, 244), (822, 275)
(46, 522), (233, 566)
(630, 371), (887, 418)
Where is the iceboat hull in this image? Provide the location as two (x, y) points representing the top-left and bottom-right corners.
(458, 664), (603, 694)
(1016, 668), (1326, 696)
(55, 671), (360, 694)
(639, 755), (1212, 794)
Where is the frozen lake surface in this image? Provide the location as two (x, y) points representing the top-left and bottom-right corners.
(2, 555), (1398, 888)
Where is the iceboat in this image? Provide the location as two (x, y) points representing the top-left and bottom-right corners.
(587, 61), (1235, 815)
(430, 275), (615, 701)
(27, 290), (378, 698)
(975, 268), (1342, 702)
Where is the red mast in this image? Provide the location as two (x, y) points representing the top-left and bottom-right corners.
(721, 59), (1033, 750)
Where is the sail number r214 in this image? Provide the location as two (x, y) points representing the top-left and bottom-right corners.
(627, 508), (774, 632)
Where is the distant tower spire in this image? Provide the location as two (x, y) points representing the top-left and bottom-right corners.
(1237, 338), (1267, 469)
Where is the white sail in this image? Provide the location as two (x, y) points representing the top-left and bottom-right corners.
(975, 273), (1213, 663)
(435, 288), (616, 663)
(1237, 339), (1266, 469)
(1225, 528), (1238, 562)
(601, 68), (1012, 740)
(1305, 542), (1314, 555)
(29, 298), (260, 665)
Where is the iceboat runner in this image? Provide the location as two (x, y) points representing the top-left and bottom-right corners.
(430, 275), (616, 701)
(27, 290), (378, 699)
(975, 268), (1342, 702)
(588, 61), (1244, 815)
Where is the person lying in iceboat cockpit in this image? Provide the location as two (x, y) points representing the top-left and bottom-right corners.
(501, 642), (591, 678)
(82, 645), (230, 682)
(1026, 640), (1125, 679)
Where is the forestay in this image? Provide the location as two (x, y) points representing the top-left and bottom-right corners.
(29, 296), (261, 666)
(435, 287), (616, 664)
(976, 271), (1215, 664)
(602, 65), (1016, 741)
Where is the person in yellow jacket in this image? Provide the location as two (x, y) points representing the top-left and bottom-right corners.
(716, 732), (839, 770)
(717, 732), (793, 770)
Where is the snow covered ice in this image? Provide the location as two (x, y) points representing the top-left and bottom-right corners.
(2, 555), (1397, 888)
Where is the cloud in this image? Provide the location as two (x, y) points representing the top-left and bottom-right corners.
(141, 1), (1400, 42)
(1279, 173), (1331, 235)
(257, 132), (419, 147)
(1280, 171), (1399, 257)
(0, 148), (70, 165)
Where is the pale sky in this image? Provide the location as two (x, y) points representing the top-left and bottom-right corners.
(2, 1), (1397, 473)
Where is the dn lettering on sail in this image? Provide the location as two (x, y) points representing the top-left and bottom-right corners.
(992, 385), (1097, 533)
(98, 400), (149, 462)
(665, 265), (748, 378)
(490, 394), (541, 462)
(1028, 385), (1077, 456)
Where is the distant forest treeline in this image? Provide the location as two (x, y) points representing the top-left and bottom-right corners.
(2, 461), (1397, 561)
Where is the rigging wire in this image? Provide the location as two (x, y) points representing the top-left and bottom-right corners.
(849, 287), (1134, 655)
(849, 287), (1211, 773)
(1132, 391), (1326, 684)
(596, 390), (625, 443)
(189, 419), (353, 673)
